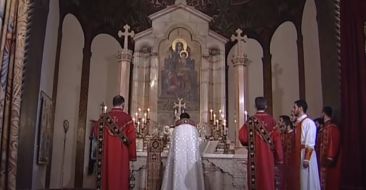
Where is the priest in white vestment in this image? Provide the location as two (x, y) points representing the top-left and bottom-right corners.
(161, 112), (205, 190)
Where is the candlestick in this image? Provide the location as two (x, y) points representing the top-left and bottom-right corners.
(147, 108), (150, 119)
(137, 121), (140, 134)
(134, 108), (151, 138)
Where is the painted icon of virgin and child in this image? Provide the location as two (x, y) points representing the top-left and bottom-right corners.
(161, 39), (197, 98)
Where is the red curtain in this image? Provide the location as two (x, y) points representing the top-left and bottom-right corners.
(340, 0), (366, 189)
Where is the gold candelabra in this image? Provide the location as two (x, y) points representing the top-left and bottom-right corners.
(132, 107), (150, 138)
(209, 109), (227, 140)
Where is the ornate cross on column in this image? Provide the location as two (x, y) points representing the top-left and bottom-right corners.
(118, 24), (135, 50)
(173, 98), (186, 121)
(231, 28), (248, 59)
(231, 28), (249, 147)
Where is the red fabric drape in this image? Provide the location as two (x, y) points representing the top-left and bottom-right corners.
(340, 0), (366, 189)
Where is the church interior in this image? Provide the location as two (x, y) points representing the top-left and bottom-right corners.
(0, 0), (365, 189)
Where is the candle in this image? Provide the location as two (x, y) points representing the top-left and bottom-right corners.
(210, 109), (213, 120)
(147, 108), (150, 119)
(213, 114), (216, 121)
(137, 121), (140, 133)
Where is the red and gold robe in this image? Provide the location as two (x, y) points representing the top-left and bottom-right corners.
(239, 112), (284, 190)
(280, 129), (296, 190)
(317, 120), (341, 190)
(101, 108), (137, 190)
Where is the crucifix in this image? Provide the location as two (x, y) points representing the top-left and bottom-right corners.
(230, 28), (248, 58)
(173, 98), (186, 121)
(118, 24), (135, 50)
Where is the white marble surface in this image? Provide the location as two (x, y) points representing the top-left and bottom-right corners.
(131, 149), (247, 190)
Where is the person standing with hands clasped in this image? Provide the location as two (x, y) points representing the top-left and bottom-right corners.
(290, 99), (320, 190)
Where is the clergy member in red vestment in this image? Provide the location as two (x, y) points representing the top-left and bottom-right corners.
(317, 106), (341, 190)
(290, 99), (320, 190)
(100, 95), (137, 190)
(239, 97), (284, 190)
(278, 115), (296, 190)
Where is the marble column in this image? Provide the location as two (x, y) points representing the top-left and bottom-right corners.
(231, 56), (249, 147)
(212, 51), (226, 112)
(230, 29), (249, 147)
(200, 54), (210, 125)
(119, 49), (133, 104)
(148, 52), (159, 127)
(131, 51), (151, 114)
(118, 24), (135, 108)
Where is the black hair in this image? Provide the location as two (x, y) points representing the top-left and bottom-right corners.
(112, 95), (125, 106)
(322, 106), (333, 117)
(255, 97), (267, 110)
(294, 99), (308, 113)
(279, 115), (293, 128)
(180, 112), (190, 119)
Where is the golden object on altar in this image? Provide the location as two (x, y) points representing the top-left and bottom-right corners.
(133, 107), (151, 139)
(100, 102), (107, 114)
(146, 136), (163, 190)
(133, 107), (152, 152)
(209, 108), (228, 140)
(208, 108), (234, 154)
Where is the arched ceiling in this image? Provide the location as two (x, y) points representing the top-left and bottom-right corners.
(61, 0), (305, 44)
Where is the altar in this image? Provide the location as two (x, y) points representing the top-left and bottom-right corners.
(121, 0), (252, 189)
(131, 149), (248, 190)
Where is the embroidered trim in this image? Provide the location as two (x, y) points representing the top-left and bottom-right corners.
(248, 117), (257, 190)
(95, 113), (133, 190)
(251, 117), (275, 151)
(247, 116), (275, 190)
(102, 113), (132, 145)
(96, 120), (104, 190)
(175, 118), (196, 126)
